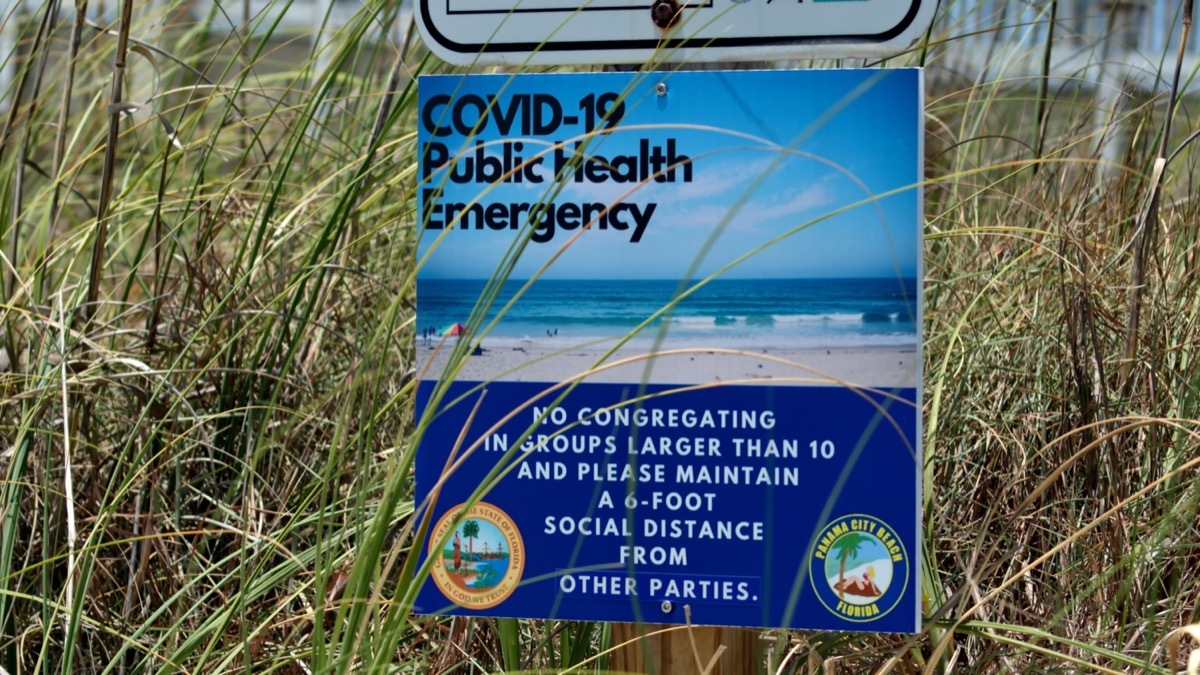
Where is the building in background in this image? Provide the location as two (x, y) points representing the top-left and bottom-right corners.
(938, 0), (1196, 89)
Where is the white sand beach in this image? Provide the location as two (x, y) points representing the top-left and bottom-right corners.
(417, 338), (918, 388)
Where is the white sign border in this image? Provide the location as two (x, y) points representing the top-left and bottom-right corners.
(415, 0), (935, 65)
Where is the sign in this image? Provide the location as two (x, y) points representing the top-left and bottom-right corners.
(415, 0), (935, 65)
(414, 69), (923, 632)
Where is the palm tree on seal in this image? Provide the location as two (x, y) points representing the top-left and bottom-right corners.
(831, 532), (871, 599)
(462, 520), (481, 559)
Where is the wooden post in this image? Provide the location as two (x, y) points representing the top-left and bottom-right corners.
(598, 55), (772, 675)
(610, 621), (760, 675)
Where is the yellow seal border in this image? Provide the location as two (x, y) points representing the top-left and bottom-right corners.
(429, 502), (525, 610)
(810, 513), (909, 623)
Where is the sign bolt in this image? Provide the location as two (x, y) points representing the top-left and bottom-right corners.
(655, 82), (668, 96)
(660, 600), (673, 614)
(650, 0), (681, 29)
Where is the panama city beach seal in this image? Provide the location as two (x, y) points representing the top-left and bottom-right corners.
(811, 514), (909, 622)
(429, 503), (525, 610)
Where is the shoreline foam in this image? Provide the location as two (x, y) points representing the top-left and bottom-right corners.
(417, 340), (918, 388)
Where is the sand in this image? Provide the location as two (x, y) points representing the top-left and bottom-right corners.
(416, 338), (918, 388)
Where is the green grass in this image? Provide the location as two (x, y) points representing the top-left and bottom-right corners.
(2, 0), (1200, 672)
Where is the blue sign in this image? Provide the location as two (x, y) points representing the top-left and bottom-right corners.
(414, 69), (923, 633)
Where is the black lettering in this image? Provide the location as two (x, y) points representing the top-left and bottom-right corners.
(582, 202), (608, 227)
(491, 93), (526, 135)
(667, 139), (693, 182)
(607, 203), (630, 230)
(584, 157), (609, 183)
(477, 140), (504, 183)
(421, 199), (653, 243)
(421, 142), (448, 180)
(422, 189), (443, 228)
(511, 202), (531, 225)
(629, 203), (655, 243)
(610, 152), (638, 182)
(446, 201), (483, 228)
(421, 94), (451, 137)
(649, 142), (669, 182)
(531, 205), (555, 243)
(453, 94), (489, 136)
(558, 202), (580, 229)
(485, 203), (509, 230)
(533, 94), (563, 135)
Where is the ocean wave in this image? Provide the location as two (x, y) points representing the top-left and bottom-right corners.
(423, 312), (919, 335)
(773, 313), (862, 324)
(674, 312), (905, 325)
(462, 332), (918, 350)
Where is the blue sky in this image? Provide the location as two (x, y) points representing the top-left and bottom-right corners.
(417, 69), (921, 281)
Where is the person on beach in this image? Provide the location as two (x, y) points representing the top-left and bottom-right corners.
(453, 531), (462, 574)
(834, 565), (882, 597)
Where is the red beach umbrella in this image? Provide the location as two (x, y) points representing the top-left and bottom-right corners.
(439, 322), (467, 337)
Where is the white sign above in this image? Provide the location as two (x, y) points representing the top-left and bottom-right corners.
(415, 0), (935, 65)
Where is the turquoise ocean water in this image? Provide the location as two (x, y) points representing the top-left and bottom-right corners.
(418, 278), (918, 349)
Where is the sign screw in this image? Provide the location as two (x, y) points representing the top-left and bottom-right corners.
(660, 600), (673, 613)
(655, 82), (668, 96)
(650, 0), (680, 29)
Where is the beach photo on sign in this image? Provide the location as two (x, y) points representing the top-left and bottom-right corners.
(416, 70), (921, 389)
